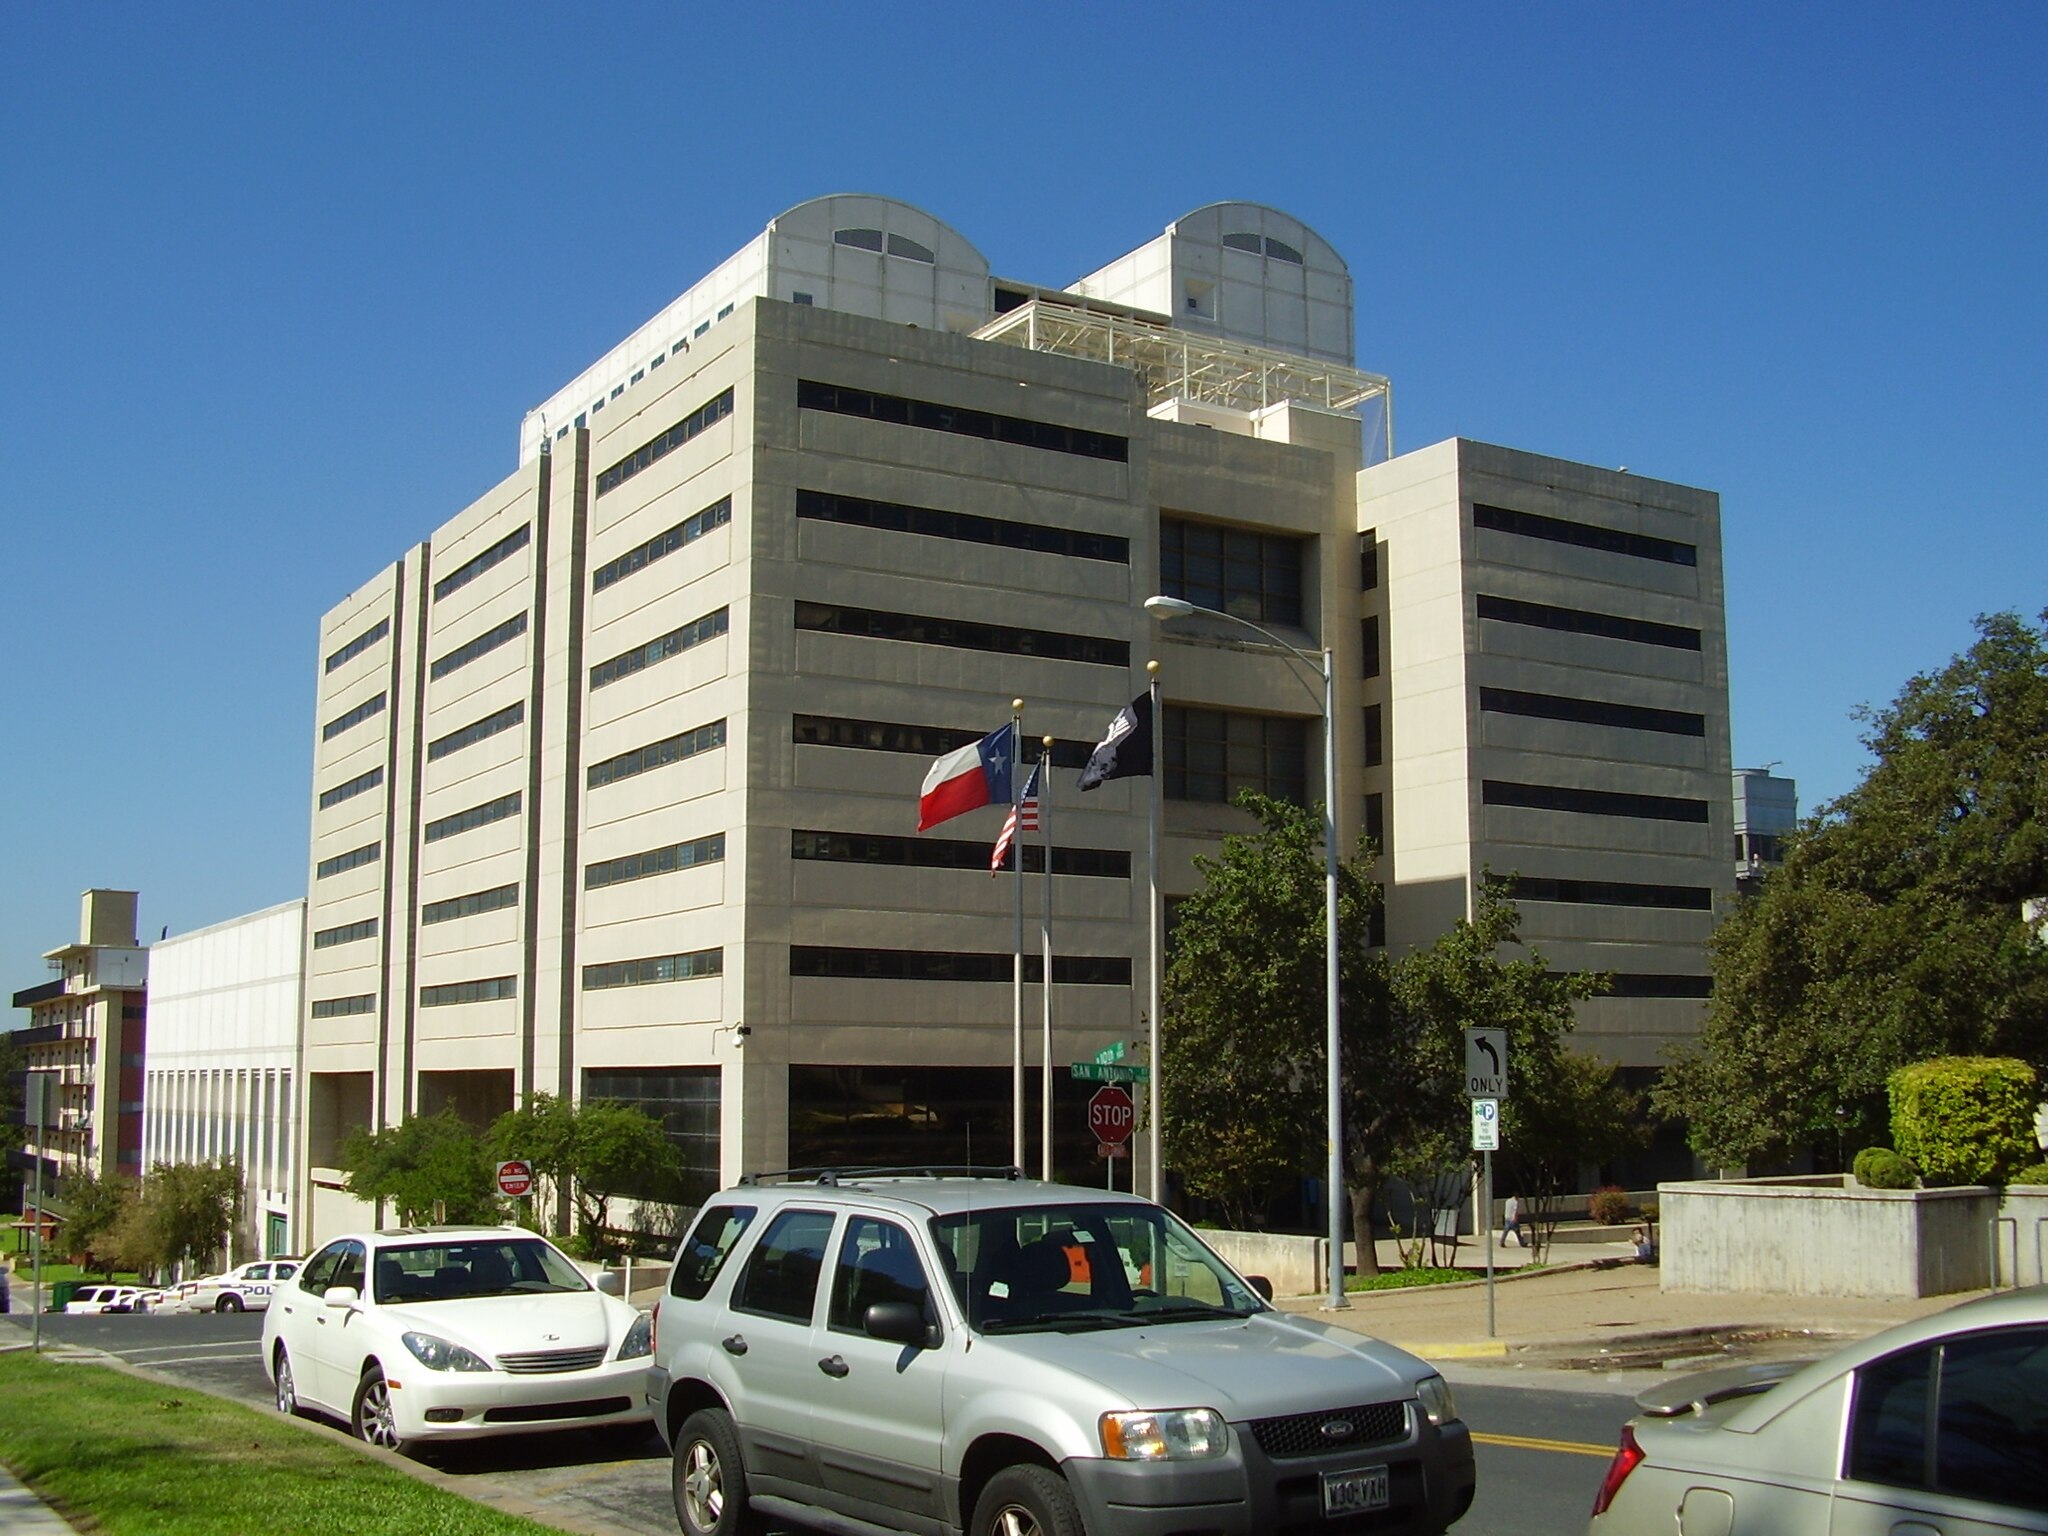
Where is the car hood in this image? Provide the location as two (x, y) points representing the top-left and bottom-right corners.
(983, 1311), (1426, 1420)
(374, 1291), (624, 1360)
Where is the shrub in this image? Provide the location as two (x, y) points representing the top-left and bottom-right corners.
(1889, 1057), (2039, 1186)
(1587, 1186), (1631, 1224)
(2012, 1162), (2048, 1188)
(1853, 1147), (1919, 1189)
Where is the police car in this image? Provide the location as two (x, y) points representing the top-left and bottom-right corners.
(185, 1257), (301, 1313)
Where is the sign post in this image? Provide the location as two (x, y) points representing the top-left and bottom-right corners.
(1464, 1029), (1509, 1339)
(25, 1072), (52, 1352)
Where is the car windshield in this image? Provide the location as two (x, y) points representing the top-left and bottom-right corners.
(371, 1237), (589, 1303)
(930, 1201), (1265, 1333)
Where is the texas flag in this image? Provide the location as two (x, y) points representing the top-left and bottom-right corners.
(918, 723), (1014, 831)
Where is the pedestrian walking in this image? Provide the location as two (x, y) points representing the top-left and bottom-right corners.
(1500, 1193), (1523, 1248)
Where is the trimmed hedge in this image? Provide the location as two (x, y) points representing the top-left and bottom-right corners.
(1889, 1057), (2039, 1186)
(2013, 1162), (2048, 1187)
(1853, 1146), (1919, 1189)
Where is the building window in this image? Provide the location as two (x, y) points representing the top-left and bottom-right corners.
(315, 843), (381, 879)
(1594, 973), (1715, 998)
(312, 917), (378, 949)
(790, 947), (1130, 985)
(631, 370), (644, 385)
(586, 834), (727, 890)
(423, 791), (521, 844)
(833, 227), (884, 251)
(793, 714), (1092, 767)
(1473, 502), (1697, 568)
(797, 379), (1129, 463)
(1361, 615), (1381, 679)
(321, 692), (387, 742)
(311, 994), (375, 1019)
(586, 719), (726, 790)
(421, 883), (519, 926)
(1479, 686), (1706, 738)
(433, 524), (532, 603)
(1362, 704), (1384, 769)
(1482, 779), (1710, 824)
(1165, 706), (1309, 805)
(324, 617), (389, 674)
(1487, 872), (1713, 910)
(430, 612), (528, 682)
(1477, 594), (1702, 652)
(795, 603), (1128, 669)
(1265, 237), (1304, 264)
(426, 701), (524, 763)
(793, 829), (1129, 879)
(886, 233), (936, 262)
(792, 291), (814, 306)
(716, 303), (733, 320)
(589, 607), (729, 691)
(420, 976), (516, 1007)
(594, 388), (736, 498)
(1364, 792), (1384, 847)
(591, 496), (732, 592)
(797, 489), (1128, 564)
(584, 1067), (720, 1205)
(583, 949), (723, 990)
(318, 765), (384, 810)
(1159, 517), (1305, 627)
(1360, 532), (1379, 591)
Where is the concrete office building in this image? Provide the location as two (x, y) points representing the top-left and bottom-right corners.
(300, 197), (1730, 1237)
(142, 900), (305, 1259)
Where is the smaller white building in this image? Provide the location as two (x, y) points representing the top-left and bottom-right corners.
(142, 900), (305, 1259)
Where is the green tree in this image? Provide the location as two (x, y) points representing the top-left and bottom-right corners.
(339, 1110), (501, 1225)
(1658, 610), (2048, 1168)
(0, 1031), (25, 1157)
(57, 1166), (136, 1277)
(1496, 1048), (1646, 1261)
(107, 1159), (243, 1278)
(489, 1093), (681, 1256)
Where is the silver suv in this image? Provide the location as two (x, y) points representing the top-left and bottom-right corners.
(647, 1170), (1474, 1536)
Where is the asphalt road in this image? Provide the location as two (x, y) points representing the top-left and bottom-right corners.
(27, 1309), (1644, 1536)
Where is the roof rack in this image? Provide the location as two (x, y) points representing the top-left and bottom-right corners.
(738, 1164), (1025, 1187)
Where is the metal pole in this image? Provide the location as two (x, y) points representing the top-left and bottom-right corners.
(1146, 662), (1163, 1205)
(1010, 702), (1024, 1172)
(1322, 648), (1348, 1310)
(31, 1072), (47, 1352)
(1040, 735), (1055, 1182)
(1483, 1151), (1495, 1337)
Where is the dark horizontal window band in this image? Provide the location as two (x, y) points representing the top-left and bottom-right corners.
(583, 950), (723, 989)
(311, 994), (374, 1019)
(793, 830), (1130, 880)
(1587, 973), (1715, 999)
(434, 524), (531, 603)
(590, 607), (729, 691)
(325, 617), (389, 674)
(796, 603), (1128, 668)
(318, 765), (385, 810)
(1479, 686), (1705, 738)
(798, 379), (1128, 463)
(316, 843), (381, 879)
(796, 488), (1129, 564)
(431, 611), (528, 681)
(1474, 502), (1697, 567)
(592, 496), (732, 592)
(1486, 872), (1712, 910)
(427, 702), (525, 763)
(311, 918), (378, 950)
(424, 791), (521, 843)
(1477, 594), (1701, 652)
(420, 976), (517, 1007)
(321, 692), (386, 742)
(422, 883), (519, 925)
(790, 946), (1132, 985)
(586, 833), (726, 891)
(587, 719), (726, 789)
(596, 389), (735, 497)
(1483, 779), (1711, 824)
(792, 715), (1094, 768)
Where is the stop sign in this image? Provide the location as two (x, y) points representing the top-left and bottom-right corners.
(1088, 1085), (1135, 1146)
(496, 1158), (534, 1198)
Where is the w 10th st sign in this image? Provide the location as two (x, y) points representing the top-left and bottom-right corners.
(1088, 1085), (1135, 1147)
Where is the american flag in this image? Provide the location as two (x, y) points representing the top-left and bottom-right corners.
(990, 762), (1041, 875)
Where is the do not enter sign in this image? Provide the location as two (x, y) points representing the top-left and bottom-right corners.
(1088, 1084), (1135, 1146)
(496, 1159), (534, 1198)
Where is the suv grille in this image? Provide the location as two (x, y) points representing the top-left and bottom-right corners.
(1248, 1400), (1409, 1458)
(495, 1345), (608, 1374)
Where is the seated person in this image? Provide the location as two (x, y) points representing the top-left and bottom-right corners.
(1630, 1226), (1658, 1263)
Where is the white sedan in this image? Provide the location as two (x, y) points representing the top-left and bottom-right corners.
(65, 1284), (159, 1314)
(261, 1226), (651, 1454)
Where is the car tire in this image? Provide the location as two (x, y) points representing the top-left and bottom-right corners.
(972, 1464), (1086, 1536)
(217, 1293), (244, 1313)
(273, 1346), (300, 1417)
(673, 1408), (765, 1536)
(352, 1364), (412, 1456)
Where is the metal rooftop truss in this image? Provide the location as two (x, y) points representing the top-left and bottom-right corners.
(974, 297), (1393, 460)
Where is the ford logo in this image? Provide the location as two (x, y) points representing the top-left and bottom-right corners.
(1320, 1419), (1354, 1439)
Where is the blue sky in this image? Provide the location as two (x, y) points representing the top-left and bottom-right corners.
(3, 3), (2043, 975)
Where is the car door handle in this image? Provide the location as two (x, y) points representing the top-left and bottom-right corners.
(721, 1334), (748, 1356)
(818, 1355), (849, 1378)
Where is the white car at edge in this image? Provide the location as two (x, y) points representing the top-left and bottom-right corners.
(261, 1225), (652, 1454)
(183, 1257), (301, 1313)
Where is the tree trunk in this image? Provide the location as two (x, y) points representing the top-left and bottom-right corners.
(1348, 1173), (1383, 1277)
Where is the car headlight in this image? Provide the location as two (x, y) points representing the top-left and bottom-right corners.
(1415, 1374), (1458, 1427)
(401, 1331), (492, 1372)
(617, 1311), (654, 1360)
(1099, 1408), (1229, 1460)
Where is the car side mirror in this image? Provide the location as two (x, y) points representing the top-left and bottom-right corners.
(1247, 1275), (1274, 1302)
(865, 1300), (938, 1348)
(322, 1285), (359, 1309)
(594, 1271), (623, 1296)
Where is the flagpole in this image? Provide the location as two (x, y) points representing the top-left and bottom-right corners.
(1009, 700), (1024, 1173)
(1146, 661), (1163, 1203)
(1040, 733), (1055, 1182)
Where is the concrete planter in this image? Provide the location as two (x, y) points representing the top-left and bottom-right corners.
(1197, 1229), (1328, 1298)
(1659, 1175), (1999, 1298)
(1993, 1186), (2048, 1288)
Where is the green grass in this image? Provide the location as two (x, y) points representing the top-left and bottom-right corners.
(1345, 1266), (1472, 1291)
(7, 1259), (145, 1288)
(0, 1348), (574, 1535)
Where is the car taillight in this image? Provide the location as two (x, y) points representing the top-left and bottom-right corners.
(1590, 1424), (1644, 1518)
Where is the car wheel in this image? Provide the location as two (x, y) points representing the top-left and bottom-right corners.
(273, 1346), (299, 1417)
(973, 1465), (1086, 1536)
(352, 1365), (411, 1455)
(673, 1408), (765, 1536)
(217, 1293), (244, 1313)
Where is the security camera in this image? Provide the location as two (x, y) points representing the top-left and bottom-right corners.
(734, 1024), (752, 1038)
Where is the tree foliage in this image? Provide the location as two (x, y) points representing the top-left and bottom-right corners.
(1658, 611), (2048, 1167)
(57, 1166), (137, 1277)
(1494, 1047), (1645, 1262)
(339, 1110), (501, 1226)
(489, 1093), (682, 1256)
(1888, 1056), (2039, 1186)
(108, 1159), (243, 1278)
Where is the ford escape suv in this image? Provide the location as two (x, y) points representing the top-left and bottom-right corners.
(647, 1169), (1474, 1536)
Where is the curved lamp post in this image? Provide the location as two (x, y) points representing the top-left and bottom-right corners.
(1144, 594), (1349, 1310)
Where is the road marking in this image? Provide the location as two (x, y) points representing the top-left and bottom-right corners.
(1472, 1431), (1615, 1459)
(122, 1343), (260, 1358)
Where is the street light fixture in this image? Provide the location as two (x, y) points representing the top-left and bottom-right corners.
(1143, 594), (1349, 1310)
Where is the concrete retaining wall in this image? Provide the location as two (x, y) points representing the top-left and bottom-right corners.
(1994, 1187), (2048, 1288)
(1198, 1229), (1327, 1298)
(1661, 1176), (1998, 1297)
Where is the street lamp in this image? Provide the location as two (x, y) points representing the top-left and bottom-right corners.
(1144, 594), (1349, 1310)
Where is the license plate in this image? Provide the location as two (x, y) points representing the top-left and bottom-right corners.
(1321, 1465), (1390, 1517)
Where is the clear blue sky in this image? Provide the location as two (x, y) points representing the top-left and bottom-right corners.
(3, 3), (2043, 976)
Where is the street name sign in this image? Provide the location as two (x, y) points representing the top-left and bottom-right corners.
(1464, 1028), (1508, 1100)
(1069, 1061), (1149, 1083)
(1093, 1041), (1127, 1065)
